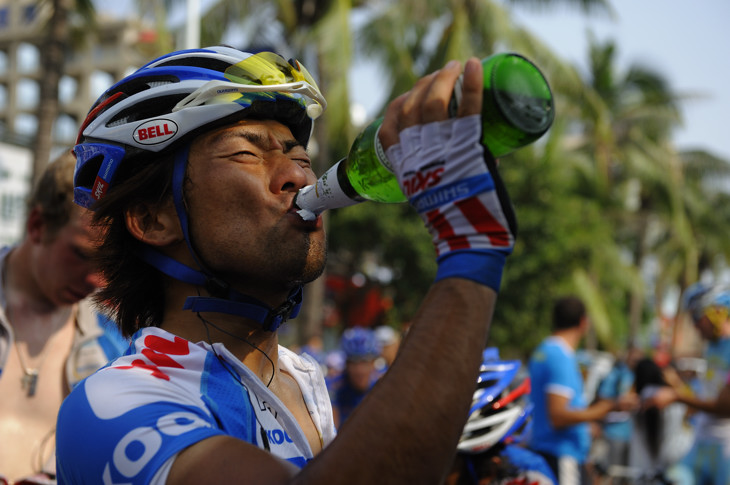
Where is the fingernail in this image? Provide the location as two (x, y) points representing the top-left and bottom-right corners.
(445, 60), (459, 70)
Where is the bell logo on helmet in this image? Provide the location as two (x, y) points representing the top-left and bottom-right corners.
(134, 119), (178, 145)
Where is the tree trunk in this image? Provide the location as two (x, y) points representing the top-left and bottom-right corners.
(295, 52), (331, 349)
(32, 0), (68, 186)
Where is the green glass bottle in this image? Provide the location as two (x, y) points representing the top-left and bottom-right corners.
(295, 52), (554, 220)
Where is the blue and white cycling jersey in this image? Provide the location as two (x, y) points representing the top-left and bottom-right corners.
(528, 336), (590, 463)
(55, 327), (335, 484)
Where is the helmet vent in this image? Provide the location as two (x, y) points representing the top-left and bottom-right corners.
(106, 94), (189, 127)
(155, 57), (232, 73)
(74, 153), (104, 190)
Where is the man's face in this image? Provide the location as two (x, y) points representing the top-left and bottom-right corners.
(346, 359), (376, 392)
(31, 208), (104, 306)
(184, 119), (326, 300)
(695, 306), (726, 341)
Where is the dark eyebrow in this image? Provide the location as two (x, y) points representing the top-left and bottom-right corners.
(282, 139), (305, 153)
(212, 129), (304, 154)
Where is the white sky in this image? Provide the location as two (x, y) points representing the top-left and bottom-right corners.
(506, 0), (730, 161)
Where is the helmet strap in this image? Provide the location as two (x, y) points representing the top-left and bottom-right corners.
(135, 244), (302, 332)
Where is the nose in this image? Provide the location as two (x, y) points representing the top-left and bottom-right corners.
(271, 155), (313, 194)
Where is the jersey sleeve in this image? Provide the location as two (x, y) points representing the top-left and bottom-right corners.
(542, 345), (576, 399)
(56, 366), (225, 485)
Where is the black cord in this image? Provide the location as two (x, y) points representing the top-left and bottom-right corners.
(196, 312), (275, 387)
(197, 312), (271, 451)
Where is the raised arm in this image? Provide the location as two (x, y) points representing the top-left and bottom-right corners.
(169, 57), (513, 485)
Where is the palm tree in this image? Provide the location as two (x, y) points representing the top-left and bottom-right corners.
(657, 148), (730, 354)
(559, 36), (687, 345)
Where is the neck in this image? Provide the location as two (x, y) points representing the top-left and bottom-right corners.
(553, 328), (582, 350)
(204, 313), (281, 386)
(4, 245), (59, 315)
(160, 301), (281, 383)
(158, 275), (291, 382)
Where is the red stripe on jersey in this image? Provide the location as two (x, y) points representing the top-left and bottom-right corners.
(456, 197), (510, 247)
(426, 208), (471, 254)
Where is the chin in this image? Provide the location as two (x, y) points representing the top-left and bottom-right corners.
(297, 242), (327, 285)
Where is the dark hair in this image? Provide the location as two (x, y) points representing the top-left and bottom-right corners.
(90, 151), (177, 338)
(552, 296), (586, 331)
(634, 357), (666, 460)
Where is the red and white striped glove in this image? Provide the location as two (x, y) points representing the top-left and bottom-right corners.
(386, 114), (517, 291)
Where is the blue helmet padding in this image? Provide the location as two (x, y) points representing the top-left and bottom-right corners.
(73, 143), (127, 209)
(136, 245), (207, 287)
(183, 286), (302, 332)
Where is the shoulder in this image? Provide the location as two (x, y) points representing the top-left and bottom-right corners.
(57, 329), (227, 483)
(279, 346), (319, 369)
(73, 329), (213, 411)
(531, 338), (568, 364)
(66, 301), (128, 387)
(77, 300), (128, 348)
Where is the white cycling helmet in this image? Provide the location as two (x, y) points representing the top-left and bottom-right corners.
(74, 46), (325, 209)
(457, 349), (532, 454)
(697, 285), (730, 339)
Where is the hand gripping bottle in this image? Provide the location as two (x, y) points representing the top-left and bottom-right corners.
(295, 52), (554, 221)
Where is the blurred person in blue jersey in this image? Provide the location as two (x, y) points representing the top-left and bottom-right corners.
(594, 343), (643, 476)
(328, 327), (384, 428)
(527, 296), (637, 485)
(645, 284), (730, 485)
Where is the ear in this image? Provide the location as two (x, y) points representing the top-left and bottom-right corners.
(125, 198), (183, 247)
(25, 206), (46, 243)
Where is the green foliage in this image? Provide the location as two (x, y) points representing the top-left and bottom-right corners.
(490, 144), (632, 355)
(327, 201), (436, 326)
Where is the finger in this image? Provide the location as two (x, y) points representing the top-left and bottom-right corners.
(458, 57), (483, 117)
(379, 93), (408, 150)
(420, 60), (462, 124)
(398, 71), (438, 130)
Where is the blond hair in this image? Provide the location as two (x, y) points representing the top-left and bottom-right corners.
(27, 149), (79, 238)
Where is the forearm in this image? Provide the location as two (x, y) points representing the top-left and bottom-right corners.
(676, 386), (730, 416)
(549, 399), (614, 429)
(715, 386), (730, 416)
(298, 278), (494, 485)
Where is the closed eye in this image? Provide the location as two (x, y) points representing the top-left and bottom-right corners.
(294, 156), (312, 169)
